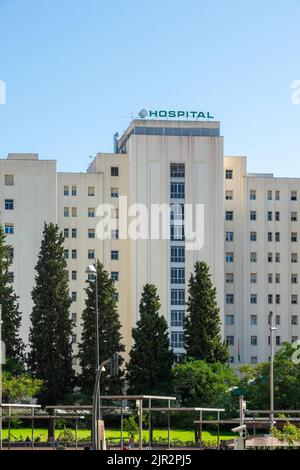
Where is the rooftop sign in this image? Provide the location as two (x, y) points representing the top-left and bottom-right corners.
(138, 109), (214, 120)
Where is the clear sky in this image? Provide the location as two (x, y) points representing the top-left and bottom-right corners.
(0, 0), (300, 174)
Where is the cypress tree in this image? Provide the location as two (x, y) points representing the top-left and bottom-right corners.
(126, 284), (174, 394)
(78, 260), (125, 399)
(184, 261), (229, 363)
(28, 223), (74, 413)
(0, 224), (25, 371)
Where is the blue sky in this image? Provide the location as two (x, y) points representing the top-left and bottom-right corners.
(0, 0), (300, 174)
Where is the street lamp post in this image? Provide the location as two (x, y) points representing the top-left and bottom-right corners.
(269, 311), (276, 433)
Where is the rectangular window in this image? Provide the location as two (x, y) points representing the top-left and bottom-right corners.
(5, 174), (14, 186)
(268, 253), (273, 262)
(267, 190), (272, 201)
(268, 232), (273, 242)
(251, 356), (258, 364)
(171, 289), (185, 305)
(226, 294), (234, 304)
(170, 182), (185, 199)
(64, 186), (69, 196)
(268, 294), (273, 304)
(5, 199), (14, 210)
(88, 229), (95, 238)
(171, 332), (184, 349)
(111, 250), (119, 260)
(111, 271), (119, 281)
(292, 295), (298, 305)
(226, 273), (234, 283)
(72, 228), (77, 238)
(170, 163), (185, 178)
(72, 207), (77, 217)
(71, 249), (77, 259)
(250, 190), (256, 200)
(292, 315), (298, 325)
(226, 231), (234, 242)
(275, 273), (280, 284)
(268, 211), (272, 221)
(250, 273), (257, 283)
(276, 315), (280, 326)
(226, 252), (234, 263)
(275, 253), (280, 263)
(268, 273), (273, 283)
(251, 315), (257, 325)
(64, 249), (69, 259)
(275, 191), (280, 201)
(171, 311), (185, 327)
(225, 169), (233, 179)
(171, 268), (185, 284)
(111, 187), (119, 198)
(291, 212), (298, 222)
(250, 252), (257, 263)
(88, 208), (95, 218)
(276, 336), (281, 346)
(292, 253), (298, 263)
(171, 246), (185, 263)
(292, 274), (298, 284)
(250, 211), (257, 221)
(226, 211), (234, 221)
(292, 232), (298, 242)
(171, 225), (185, 241)
(250, 232), (257, 242)
(275, 211), (280, 221)
(250, 294), (257, 304)
(5, 224), (14, 234)
(225, 190), (233, 200)
(88, 186), (95, 197)
(291, 191), (297, 201)
(275, 232), (280, 242)
(226, 315), (234, 326)
(72, 186), (77, 196)
(72, 292), (77, 302)
(88, 249), (95, 259)
(64, 207), (69, 217)
(111, 167), (119, 177)
(276, 294), (280, 304)
(72, 312), (77, 323)
(64, 228), (69, 238)
(251, 336), (257, 346)
(71, 270), (77, 280)
(226, 336), (234, 346)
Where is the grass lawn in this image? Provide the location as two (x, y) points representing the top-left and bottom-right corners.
(1, 428), (237, 444)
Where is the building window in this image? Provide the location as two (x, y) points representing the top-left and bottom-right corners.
(5, 174), (14, 186)
(111, 167), (119, 177)
(292, 295), (298, 305)
(250, 252), (257, 263)
(171, 311), (185, 327)
(111, 271), (119, 281)
(267, 190), (272, 201)
(250, 211), (257, 221)
(88, 229), (95, 238)
(275, 273), (280, 284)
(225, 169), (233, 179)
(8, 247), (14, 259)
(276, 336), (281, 346)
(170, 163), (185, 178)
(88, 249), (95, 260)
(225, 231), (234, 242)
(226, 336), (234, 346)
(111, 187), (119, 198)
(5, 224), (14, 235)
(268, 294), (273, 304)
(251, 356), (258, 364)
(5, 199), (14, 210)
(251, 315), (257, 325)
(250, 190), (256, 200)
(171, 268), (185, 284)
(226, 273), (234, 283)
(72, 249), (77, 259)
(275, 253), (280, 263)
(64, 249), (69, 259)
(291, 212), (298, 222)
(64, 186), (69, 196)
(111, 250), (119, 260)
(226, 315), (234, 326)
(72, 228), (77, 238)
(267, 211), (272, 221)
(88, 273), (96, 281)
(72, 312), (77, 323)
(170, 182), (185, 199)
(292, 232), (298, 242)
(250, 294), (257, 304)
(251, 336), (257, 346)
(71, 270), (77, 280)
(250, 273), (257, 283)
(275, 211), (280, 221)
(72, 292), (77, 302)
(250, 232), (257, 242)
(292, 274), (298, 284)
(292, 253), (298, 263)
(226, 252), (234, 263)
(72, 186), (77, 196)
(291, 191), (297, 201)
(72, 207), (77, 217)
(111, 230), (119, 240)
(226, 294), (234, 304)
(88, 208), (95, 218)
(276, 294), (280, 304)
(268, 232), (273, 242)
(171, 332), (184, 349)
(88, 186), (95, 196)
(268, 253), (273, 262)
(276, 315), (280, 325)
(64, 207), (69, 217)
(292, 336), (298, 343)
(275, 232), (280, 242)
(171, 289), (185, 305)
(171, 225), (185, 241)
(226, 211), (234, 221)
(292, 315), (298, 325)
(64, 228), (69, 238)
(171, 246), (185, 263)
(225, 190), (233, 200)
(268, 273), (273, 283)
(275, 191), (280, 201)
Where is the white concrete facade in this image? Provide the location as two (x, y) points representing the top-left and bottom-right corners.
(2, 119), (298, 366)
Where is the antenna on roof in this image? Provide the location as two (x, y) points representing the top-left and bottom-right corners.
(114, 133), (119, 154)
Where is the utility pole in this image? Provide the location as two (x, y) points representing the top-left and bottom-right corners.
(269, 311), (276, 433)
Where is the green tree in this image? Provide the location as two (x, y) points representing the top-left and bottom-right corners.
(0, 224), (25, 370)
(78, 260), (125, 399)
(2, 370), (43, 402)
(184, 261), (228, 363)
(126, 284), (174, 395)
(28, 223), (74, 413)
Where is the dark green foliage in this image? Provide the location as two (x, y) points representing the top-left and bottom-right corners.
(0, 224), (25, 371)
(78, 260), (125, 399)
(184, 261), (229, 363)
(126, 284), (174, 395)
(28, 223), (74, 407)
